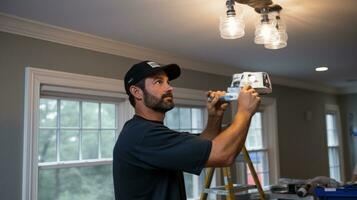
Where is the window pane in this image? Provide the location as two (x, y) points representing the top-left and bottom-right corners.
(191, 108), (203, 129)
(247, 151), (269, 186)
(326, 113), (341, 181)
(60, 130), (79, 161)
(101, 103), (116, 128)
(60, 100), (79, 128)
(251, 112), (262, 128)
(326, 114), (334, 130)
(326, 114), (339, 147)
(101, 130), (116, 158)
(38, 129), (57, 162)
(191, 129), (201, 134)
(165, 107), (179, 129)
(184, 173), (194, 199)
(179, 108), (191, 129)
(330, 166), (341, 182)
(327, 130), (335, 146)
(38, 165), (114, 200)
(39, 99), (57, 128)
(82, 130), (98, 160)
(82, 102), (99, 128)
(328, 148), (340, 167)
(246, 112), (263, 150)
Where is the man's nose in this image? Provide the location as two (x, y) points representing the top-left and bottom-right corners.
(166, 83), (173, 92)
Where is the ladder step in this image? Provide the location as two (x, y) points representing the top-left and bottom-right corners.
(203, 184), (257, 195)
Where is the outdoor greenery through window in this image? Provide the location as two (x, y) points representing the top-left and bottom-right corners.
(38, 98), (118, 200)
(245, 112), (270, 187)
(164, 106), (214, 200)
(325, 113), (341, 182)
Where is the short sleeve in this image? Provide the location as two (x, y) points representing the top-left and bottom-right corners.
(132, 124), (212, 175)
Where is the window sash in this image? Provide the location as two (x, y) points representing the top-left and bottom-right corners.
(246, 112), (270, 186)
(246, 149), (270, 187)
(325, 105), (344, 182)
(38, 159), (112, 169)
(234, 108), (275, 187)
(38, 97), (119, 165)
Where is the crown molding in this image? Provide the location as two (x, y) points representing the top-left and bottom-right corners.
(0, 12), (236, 76)
(339, 86), (357, 95)
(0, 12), (344, 94)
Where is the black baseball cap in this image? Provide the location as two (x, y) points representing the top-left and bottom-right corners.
(124, 60), (181, 94)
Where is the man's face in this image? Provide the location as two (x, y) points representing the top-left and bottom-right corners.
(142, 71), (174, 113)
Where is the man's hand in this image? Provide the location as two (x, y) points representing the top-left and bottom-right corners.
(206, 91), (229, 118)
(237, 85), (261, 117)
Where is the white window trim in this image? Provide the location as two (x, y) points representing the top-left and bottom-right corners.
(325, 104), (345, 182)
(23, 67), (220, 200)
(23, 67), (134, 200)
(231, 97), (280, 186)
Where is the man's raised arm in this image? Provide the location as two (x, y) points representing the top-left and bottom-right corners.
(205, 85), (261, 167)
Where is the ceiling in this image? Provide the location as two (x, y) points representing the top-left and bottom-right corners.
(1, 0), (356, 91)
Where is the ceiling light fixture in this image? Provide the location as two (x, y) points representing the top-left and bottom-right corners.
(219, 0), (288, 50)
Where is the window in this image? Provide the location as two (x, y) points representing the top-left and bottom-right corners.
(38, 97), (118, 199)
(233, 98), (279, 188)
(165, 106), (214, 200)
(325, 107), (343, 182)
(245, 112), (270, 187)
(23, 68), (131, 200)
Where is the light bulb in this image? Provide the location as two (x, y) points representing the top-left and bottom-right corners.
(220, 15), (245, 39)
(254, 21), (278, 44)
(264, 39), (287, 49)
(264, 16), (288, 49)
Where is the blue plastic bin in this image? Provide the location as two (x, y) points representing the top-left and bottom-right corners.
(314, 185), (357, 200)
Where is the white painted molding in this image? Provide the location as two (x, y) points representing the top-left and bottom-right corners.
(1, 12), (349, 94)
(23, 66), (39, 200)
(263, 98), (280, 183)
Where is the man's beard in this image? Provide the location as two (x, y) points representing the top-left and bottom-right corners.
(143, 89), (175, 113)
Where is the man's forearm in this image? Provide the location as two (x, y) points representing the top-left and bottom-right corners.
(218, 112), (251, 159)
(206, 111), (252, 167)
(199, 115), (223, 140)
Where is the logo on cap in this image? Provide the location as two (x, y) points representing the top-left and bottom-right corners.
(128, 78), (134, 84)
(147, 61), (161, 68)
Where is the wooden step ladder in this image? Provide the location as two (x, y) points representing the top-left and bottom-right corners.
(200, 146), (266, 200)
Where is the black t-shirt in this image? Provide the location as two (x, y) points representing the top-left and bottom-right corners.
(113, 115), (212, 200)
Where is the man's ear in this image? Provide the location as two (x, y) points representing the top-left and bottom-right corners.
(129, 85), (143, 100)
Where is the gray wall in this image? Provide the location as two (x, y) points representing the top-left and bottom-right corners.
(270, 85), (338, 179)
(0, 31), (351, 199)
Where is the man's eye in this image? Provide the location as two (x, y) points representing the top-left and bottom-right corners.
(155, 80), (163, 84)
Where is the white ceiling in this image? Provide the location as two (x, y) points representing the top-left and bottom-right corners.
(1, 0), (356, 90)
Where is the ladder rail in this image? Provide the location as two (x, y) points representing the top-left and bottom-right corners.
(200, 145), (266, 200)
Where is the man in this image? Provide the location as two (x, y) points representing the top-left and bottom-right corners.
(113, 60), (260, 199)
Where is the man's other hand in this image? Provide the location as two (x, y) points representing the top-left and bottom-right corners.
(206, 91), (229, 117)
